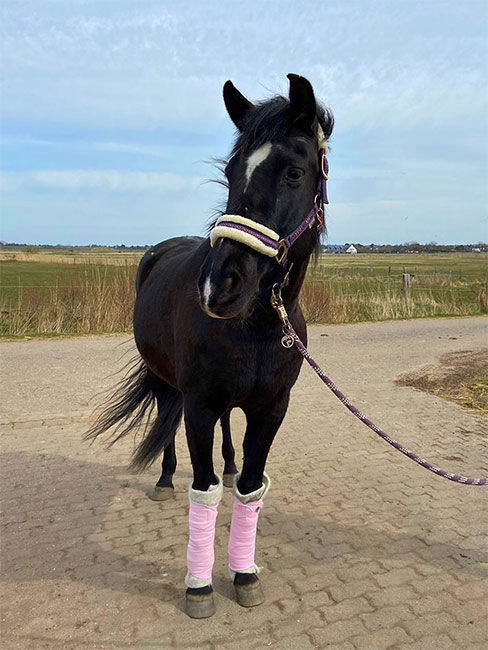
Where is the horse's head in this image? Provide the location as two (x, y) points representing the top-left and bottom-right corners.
(198, 73), (333, 321)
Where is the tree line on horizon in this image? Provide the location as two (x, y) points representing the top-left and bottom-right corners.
(1, 241), (487, 253)
(322, 241), (487, 254)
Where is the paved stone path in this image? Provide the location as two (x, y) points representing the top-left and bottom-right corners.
(1, 317), (487, 650)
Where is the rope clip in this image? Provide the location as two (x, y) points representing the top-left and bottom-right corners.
(271, 284), (294, 347)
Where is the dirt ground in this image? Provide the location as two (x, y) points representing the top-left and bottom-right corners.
(396, 349), (488, 414)
(1, 316), (487, 650)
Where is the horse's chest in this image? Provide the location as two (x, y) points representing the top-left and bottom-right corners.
(188, 337), (301, 406)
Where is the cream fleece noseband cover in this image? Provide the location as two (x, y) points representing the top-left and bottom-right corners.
(210, 215), (280, 257)
(210, 131), (328, 258)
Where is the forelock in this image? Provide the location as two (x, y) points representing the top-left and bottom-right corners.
(230, 95), (334, 157)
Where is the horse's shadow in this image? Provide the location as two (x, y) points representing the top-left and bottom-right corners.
(1, 450), (486, 614)
(1, 451), (184, 607)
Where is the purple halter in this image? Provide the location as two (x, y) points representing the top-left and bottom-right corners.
(277, 148), (329, 279)
(210, 147), (329, 286)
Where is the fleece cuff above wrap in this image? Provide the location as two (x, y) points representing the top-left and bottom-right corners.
(233, 472), (271, 503)
(188, 474), (223, 506)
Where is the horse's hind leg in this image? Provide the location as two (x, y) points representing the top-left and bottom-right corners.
(149, 438), (177, 501)
(221, 410), (238, 488)
(145, 373), (181, 501)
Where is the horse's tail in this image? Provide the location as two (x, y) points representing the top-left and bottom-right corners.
(85, 358), (183, 472)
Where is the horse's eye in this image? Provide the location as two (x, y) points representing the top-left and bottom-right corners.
(286, 167), (304, 182)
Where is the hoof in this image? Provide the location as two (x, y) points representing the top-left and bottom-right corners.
(223, 473), (236, 488)
(233, 574), (265, 608)
(185, 587), (216, 619)
(148, 486), (174, 501)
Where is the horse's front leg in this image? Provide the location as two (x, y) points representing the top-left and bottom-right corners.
(183, 396), (221, 619)
(229, 393), (289, 607)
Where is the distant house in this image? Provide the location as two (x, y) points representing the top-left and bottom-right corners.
(346, 244), (358, 254)
(322, 244), (346, 253)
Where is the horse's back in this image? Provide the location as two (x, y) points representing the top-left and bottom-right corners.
(136, 236), (204, 293)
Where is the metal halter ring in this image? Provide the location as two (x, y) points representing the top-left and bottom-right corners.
(320, 153), (328, 180)
(308, 195), (323, 229)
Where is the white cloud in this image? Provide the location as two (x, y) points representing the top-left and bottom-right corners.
(0, 170), (205, 192)
(1, 1), (486, 132)
(1, 1), (486, 245)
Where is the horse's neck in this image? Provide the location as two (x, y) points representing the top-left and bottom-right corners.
(252, 255), (311, 329)
(283, 256), (311, 310)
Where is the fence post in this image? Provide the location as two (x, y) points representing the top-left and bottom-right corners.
(402, 273), (411, 296)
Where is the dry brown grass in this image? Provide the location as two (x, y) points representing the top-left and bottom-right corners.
(1, 267), (136, 336)
(0, 250), (142, 266)
(299, 280), (486, 323)
(1, 262), (486, 337)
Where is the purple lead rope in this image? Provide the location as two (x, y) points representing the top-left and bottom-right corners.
(286, 323), (487, 486)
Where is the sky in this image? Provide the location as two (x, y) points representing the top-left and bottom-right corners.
(1, 0), (487, 246)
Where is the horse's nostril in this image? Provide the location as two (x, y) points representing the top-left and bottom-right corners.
(223, 277), (233, 292)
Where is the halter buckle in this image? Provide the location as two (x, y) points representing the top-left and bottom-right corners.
(315, 203), (324, 230)
(276, 240), (289, 265)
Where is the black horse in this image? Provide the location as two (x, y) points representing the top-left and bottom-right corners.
(88, 73), (333, 618)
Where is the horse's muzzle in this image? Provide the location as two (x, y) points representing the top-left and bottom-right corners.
(197, 241), (259, 321)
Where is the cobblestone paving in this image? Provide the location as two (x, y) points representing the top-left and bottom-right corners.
(1, 317), (487, 650)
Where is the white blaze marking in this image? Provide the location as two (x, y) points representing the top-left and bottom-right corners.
(202, 274), (228, 319)
(203, 277), (212, 305)
(245, 142), (272, 190)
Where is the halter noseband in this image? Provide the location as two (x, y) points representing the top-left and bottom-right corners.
(210, 142), (329, 285)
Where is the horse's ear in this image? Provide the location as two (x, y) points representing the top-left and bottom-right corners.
(287, 73), (317, 132)
(223, 80), (253, 129)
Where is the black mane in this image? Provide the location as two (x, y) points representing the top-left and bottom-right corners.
(232, 95), (334, 156)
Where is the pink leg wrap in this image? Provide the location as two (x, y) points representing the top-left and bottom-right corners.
(185, 476), (223, 588)
(228, 498), (263, 573)
(186, 501), (218, 581)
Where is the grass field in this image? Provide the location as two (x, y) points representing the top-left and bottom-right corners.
(0, 248), (486, 336)
(302, 252), (487, 323)
(0, 260), (135, 305)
